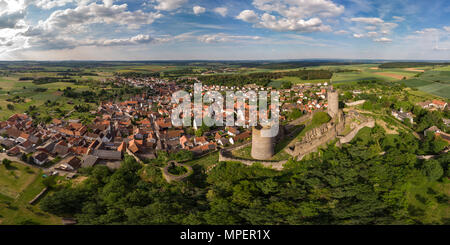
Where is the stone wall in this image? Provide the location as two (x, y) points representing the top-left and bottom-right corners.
(339, 120), (375, 144)
(219, 150), (287, 171)
(162, 161), (193, 183)
(286, 111), (345, 160)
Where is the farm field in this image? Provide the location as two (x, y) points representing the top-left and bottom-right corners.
(0, 161), (61, 225)
(400, 69), (450, 99)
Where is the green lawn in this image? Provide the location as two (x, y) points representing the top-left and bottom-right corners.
(0, 162), (61, 225)
(0, 162), (38, 199)
(185, 152), (220, 169)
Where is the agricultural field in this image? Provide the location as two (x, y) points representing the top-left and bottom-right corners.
(0, 161), (61, 225)
(400, 69), (450, 99)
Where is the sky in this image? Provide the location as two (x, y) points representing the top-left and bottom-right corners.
(0, 0), (449, 60)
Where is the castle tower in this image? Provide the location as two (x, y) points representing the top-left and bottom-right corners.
(251, 125), (275, 160)
(327, 89), (339, 119)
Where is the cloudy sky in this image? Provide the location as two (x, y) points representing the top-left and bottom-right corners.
(0, 0), (449, 60)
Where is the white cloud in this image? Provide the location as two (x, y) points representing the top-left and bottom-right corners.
(392, 16), (405, 22)
(334, 30), (349, 35)
(34, 0), (76, 9)
(443, 26), (450, 32)
(154, 0), (187, 11)
(97, 34), (158, 46)
(353, 34), (364, 38)
(373, 37), (392, 42)
(193, 5), (205, 15)
(236, 10), (259, 23)
(213, 7), (227, 17)
(258, 13), (331, 32)
(198, 33), (261, 43)
(235, 0), (343, 33)
(253, 0), (344, 19)
(351, 17), (384, 24)
(364, 25), (377, 31)
(21, 1), (163, 50)
(367, 31), (378, 37)
(0, 0), (28, 29)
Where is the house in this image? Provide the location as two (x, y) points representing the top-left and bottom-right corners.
(217, 137), (231, 146)
(7, 146), (21, 156)
(234, 131), (252, 142)
(194, 136), (208, 146)
(53, 141), (70, 157)
(226, 126), (240, 136)
(190, 142), (217, 155)
(33, 152), (48, 165)
(0, 139), (15, 149)
(18, 140), (34, 153)
(128, 139), (140, 153)
(391, 109), (414, 124)
(91, 149), (122, 161)
(431, 100), (448, 110)
(81, 155), (99, 168)
(37, 141), (55, 154)
(59, 156), (81, 171)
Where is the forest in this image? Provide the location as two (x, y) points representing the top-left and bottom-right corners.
(194, 70), (333, 87)
(379, 62), (449, 68)
(39, 125), (449, 225)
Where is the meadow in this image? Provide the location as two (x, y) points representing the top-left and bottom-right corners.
(0, 162), (61, 225)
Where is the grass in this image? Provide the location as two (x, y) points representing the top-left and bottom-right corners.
(0, 162), (38, 199)
(0, 162), (61, 225)
(185, 151), (219, 169)
(399, 69), (450, 99)
(231, 144), (291, 161)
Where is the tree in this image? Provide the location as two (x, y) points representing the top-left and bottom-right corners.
(421, 159), (443, 181)
(2, 158), (11, 168)
(43, 176), (57, 188)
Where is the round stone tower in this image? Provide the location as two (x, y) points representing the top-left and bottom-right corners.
(327, 89), (339, 119)
(251, 125), (275, 160)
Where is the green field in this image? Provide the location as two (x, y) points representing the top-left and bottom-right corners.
(400, 70), (450, 99)
(0, 162), (61, 225)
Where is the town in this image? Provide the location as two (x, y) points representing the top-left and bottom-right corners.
(0, 76), (336, 178)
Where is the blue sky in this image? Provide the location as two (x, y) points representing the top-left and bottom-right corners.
(0, 0), (449, 60)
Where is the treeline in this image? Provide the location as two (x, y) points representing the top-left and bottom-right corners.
(19, 76), (78, 84)
(253, 61), (366, 70)
(379, 62), (450, 68)
(39, 126), (449, 225)
(195, 70), (332, 87)
(115, 72), (161, 78)
(56, 72), (98, 76)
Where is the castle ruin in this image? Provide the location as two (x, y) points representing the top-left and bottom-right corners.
(327, 89), (339, 119)
(251, 125), (276, 160)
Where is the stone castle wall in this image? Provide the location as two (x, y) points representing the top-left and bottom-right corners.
(219, 150), (287, 171)
(286, 111), (345, 160)
(339, 120), (375, 144)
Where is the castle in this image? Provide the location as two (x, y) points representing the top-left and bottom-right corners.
(251, 125), (276, 160)
(220, 86), (375, 170)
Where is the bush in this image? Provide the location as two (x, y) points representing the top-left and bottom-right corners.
(2, 158), (12, 167)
